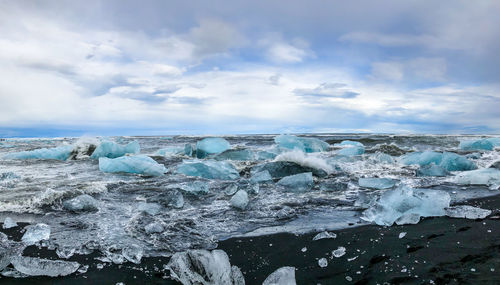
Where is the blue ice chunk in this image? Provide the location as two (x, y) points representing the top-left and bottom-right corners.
(3, 145), (73, 160)
(63, 194), (98, 212)
(439, 152), (476, 171)
(177, 160), (239, 180)
(416, 164), (450, 177)
(362, 186), (451, 226)
(137, 202), (162, 215)
(337, 146), (365, 156)
(454, 168), (500, 185)
(486, 138), (500, 146)
(215, 149), (255, 161)
(256, 150), (278, 160)
(277, 172), (314, 192)
(230, 190), (249, 210)
(372, 152), (394, 163)
(22, 223), (51, 245)
(400, 151), (442, 166)
(358, 178), (396, 189)
(334, 140), (364, 147)
(459, 139), (494, 151)
(195, 138), (231, 158)
(172, 181), (210, 195)
(156, 144), (192, 157)
(184, 144), (193, 156)
(90, 141), (140, 159)
(250, 170), (273, 184)
(274, 135), (329, 153)
(99, 155), (166, 176)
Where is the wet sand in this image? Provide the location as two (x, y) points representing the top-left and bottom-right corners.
(2, 194), (500, 284)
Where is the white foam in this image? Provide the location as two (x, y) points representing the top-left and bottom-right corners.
(274, 150), (333, 173)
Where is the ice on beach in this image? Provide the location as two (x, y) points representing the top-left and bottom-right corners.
(22, 223), (51, 245)
(10, 256), (80, 277)
(63, 194), (98, 212)
(334, 140), (364, 147)
(277, 172), (314, 192)
(332, 247), (346, 258)
(99, 155), (166, 176)
(318, 180), (348, 192)
(318, 258), (328, 268)
(312, 231), (337, 240)
(454, 168), (500, 185)
(274, 134), (329, 153)
(490, 161), (500, 169)
(358, 178), (396, 189)
(361, 186), (451, 226)
(3, 217), (17, 229)
(372, 152), (394, 164)
(145, 222), (164, 234)
(3, 145), (73, 160)
(262, 266), (296, 285)
(196, 137), (231, 159)
(166, 249), (245, 285)
(400, 151), (476, 171)
(215, 149), (255, 161)
(90, 141), (140, 159)
(230, 190), (249, 210)
(416, 164), (450, 177)
(252, 161), (327, 179)
(445, 205), (491, 219)
(156, 144), (193, 157)
(152, 190), (185, 208)
(177, 160), (239, 180)
(137, 202), (162, 215)
(122, 244), (143, 264)
(249, 170), (273, 184)
(459, 139), (495, 151)
(399, 232), (407, 239)
(337, 146), (365, 156)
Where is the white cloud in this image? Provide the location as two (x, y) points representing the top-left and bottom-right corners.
(370, 57), (446, 82)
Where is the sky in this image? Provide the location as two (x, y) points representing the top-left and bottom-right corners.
(0, 0), (499, 137)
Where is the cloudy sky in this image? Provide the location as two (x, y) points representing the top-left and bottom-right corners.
(1, 0), (499, 137)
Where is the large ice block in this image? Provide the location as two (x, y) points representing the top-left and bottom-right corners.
(336, 146), (365, 156)
(262, 266), (296, 285)
(459, 139), (494, 151)
(99, 155), (166, 176)
(400, 151), (476, 171)
(215, 149), (255, 161)
(177, 160), (240, 180)
(454, 168), (500, 185)
(3, 145), (73, 160)
(274, 135), (329, 153)
(10, 256), (80, 277)
(90, 140), (140, 159)
(196, 137), (231, 158)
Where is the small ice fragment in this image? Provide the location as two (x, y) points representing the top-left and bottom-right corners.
(318, 258), (328, 268)
(358, 178), (396, 189)
(301, 247), (307, 252)
(346, 276), (353, 281)
(62, 194), (98, 212)
(224, 184), (239, 196)
(262, 266), (296, 285)
(22, 223), (51, 245)
(277, 172), (314, 192)
(145, 222), (164, 234)
(445, 205), (491, 219)
(137, 202), (162, 215)
(332, 247), (346, 258)
(122, 244), (143, 264)
(347, 256), (358, 262)
(399, 232), (407, 239)
(56, 246), (76, 259)
(3, 217), (17, 229)
(230, 190), (249, 210)
(312, 231), (337, 241)
(11, 256), (80, 277)
(99, 155), (166, 176)
(196, 137), (231, 158)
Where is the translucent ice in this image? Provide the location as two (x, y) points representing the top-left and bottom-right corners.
(372, 152), (394, 164)
(358, 178), (396, 189)
(277, 172), (314, 192)
(459, 139), (494, 151)
(166, 249), (245, 285)
(230, 190), (249, 210)
(332, 247), (346, 258)
(169, 181), (210, 195)
(334, 140), (364, 147)
(416, 164), (450, 177)
(196, 137), (231, 158)
(3, 217), (17, 229)
(454, 168), (500, 185)
(63, 194), (98, 212)
(177, 160), (239, 180)
(3, 145), (73, 160)
(318, 180), (348, 192)
(361, 186), (451, 226)
(99, 155), (166, 176)
(10, 256), (80, 277)
(22, 223), (51, 245)
(215, 149), (255, 161)
(262, 266), (296, 285)
(90, 140), (140, 159)
(249, 170), (273, 184)
(318, 258), (328, 268)
(312, 231), (337, 240)
(337, 146), (365, 156)
(400, 151), (476, 171)
(137, 202), (162, 215)
(251, 161), (327, 178)
(145, 222), (164, 234)
(122, 244), (143, 264)
(445, 205), (491, 219)
(400, 151), (443, 166)
(274, 134), (329, 153)
(156, 144), (192, 157)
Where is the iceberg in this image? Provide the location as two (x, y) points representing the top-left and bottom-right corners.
(337, 146), (365, 156)
(249, 170), (273, 184)
(334, 140), (364, 147)
(156, 144), (192, 157)
(454, 168), (500, 185)
(90, 140), (140, 159)
(215, 149), (255, 161)
(3, 145), (73, 160)
(459, 139), (494, 151)
(22, 223), (51, 245)
(361, 186), (451, 226)
(3, 217), (17, 229)
(277, 172), (314, 192)
(416, 164), (450, 177)
(251, 161), (327, 178)
(262, 266), (296, 285)
(177, 160), (239, 180)
(99, 155), (166, 176)
(63, 194), (98, 212)
(274, 135), (329, 153)
(445, 205), (491, 219)
(10, 256), (80, 277)
(400, 151), (476, 171)
(358, 178), (396, 189)
(230, 190), (249, 210)
(166, 249), (245, 285)
(196, 137), (231, 159)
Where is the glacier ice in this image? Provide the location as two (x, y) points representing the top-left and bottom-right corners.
(177, 160), (239, 180)
(63, 194), (98, 212)
(361, 186), (451, 226)
(215, 149), (255, 161)
(332, 247), (346, 258)
(491, 161), (500, 169)
(262, 266), (296, 285)
(0, 237), (24, 271)
(224, 184), (239, 196)
(3, 217), (17, 229)
(166, 249), (245, 285)
(400, 151), (476, 171)
(10, 256), (80, 277)
(196, 137), (231, 159)
(99, 155), (166, 176)
(358, 178), (396, 189)
(170, 181), (210, 195)
(122, 244), (143, 264)
(459, 139), (494, 151)
(145, 222), (164, 234)
(277, 172), (314, 192)
(312, 231), (337, 240)
(400, 151), (442, 166)
(454, 168), (500, 185)
(151, 190), (185, 208)
(90, 140), (140, 159)
(318, 180), (348, 192)
(3, 145), (73, 160)
(416, 164), (450, 177)
(251, 161), (327, 179)
(445, 205), (491, 219)
(230, 190), (249, 210)
(334, 140), (364, 147)
(372, 152), (394, 164)
(318, 258), (328, 268)
(274, 134), (329, 153)
(56, 246), (75, 259)
(440, 152), (477, 171)
(22, 223), (51, 245)
(337, 146), (365, 156)
(137, 202), (162, 215)
(256, 150), (278, 160)
(249, 170), (273, 184)
(156, 144), (192, 157)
